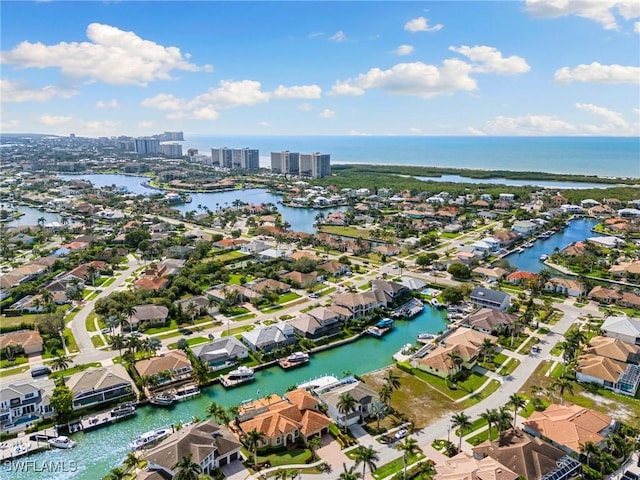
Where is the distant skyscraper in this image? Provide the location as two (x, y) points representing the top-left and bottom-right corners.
(135, 137), (161, 154)
(281, 151), (330, 178)
(160, 143), (183, 157)
(156, 131), (184, 141)
(270, 151), (300, 175)
(211, 147), (259, 170)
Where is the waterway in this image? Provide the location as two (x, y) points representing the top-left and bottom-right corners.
(57, 174), (345, 234)
(6, 206), (61, 228)
(13, 307), (447, 480)
(414, 175), (618, 190)
(502, 217), (599, 273)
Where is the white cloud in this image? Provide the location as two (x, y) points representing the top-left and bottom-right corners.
(635, 21), (640, 33)
(137, 120), (155, 129)
(575, 102), (628, 127)
(409, 127), (422, 134)
(1, 78), (77, 103)
(259, 121), (271, 127)
(38, 114), (73, 126)
(466, 127), (486, 136)
(330, 59), (477, 98)
(141, 93), (187, 111)
(554, 62), (640, 84)
(190, 106), (219, 120)
(404, 16), (443, 33)
(298, 102), (313, 111)
(329, 31), (347, 42)
(0, 119), (19, 130)
(307, 32), (324, 39)
(395, 45), (415, 56)
(348, 130), (371, 136)
(193, 80), (270, 108)
(525, 0), (640, 30)
(1, 23), (211, 86)
(449, 45), (530, 75)
(96, 99), (119, 108)
(81, 120), (119, 132)
(273, 84), (322, 99)
(320, 108), (336, 118)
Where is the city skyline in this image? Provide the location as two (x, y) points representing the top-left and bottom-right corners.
(1, 1), (639, 137)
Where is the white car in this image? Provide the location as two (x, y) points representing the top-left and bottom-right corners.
(394, 429), (408, 440)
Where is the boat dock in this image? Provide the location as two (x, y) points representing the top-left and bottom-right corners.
(68, 402), (137, 433)
(391, 298), (424, 319)
(366, 326), (392, 337)
(220, 376), (255, 388)
(0, 429), (57, 461)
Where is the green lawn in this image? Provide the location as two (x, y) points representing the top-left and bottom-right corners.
(0, 356), (29, 368)
(550, 342), (564, 356)
(221, 325), (255, 337)
(410, 368), (490, 400)
(63, 327), (79, 353)
(168, 336), (209, 349)
(85, 313), (99, 332)
(499, 358), (520, 376)
(466, 427), (499, 446)
(91, 335), (105, 348)
(48, 362), (101, 380)
(155, 331), (183, 340)
(252, 447), (312, 467)
(230, 313), (257, 322)
(371, 451), (424, 479)
(276, 292), (301, 304)
(0, 365), (30, 378)
(213, 251), (247, 263)
(318, 225), (371, 239)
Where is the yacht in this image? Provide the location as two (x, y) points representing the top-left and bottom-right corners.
(174, 384), (201, 401)
(279, 351), (310, 369)
(110, 403), (136, 418)
(149, 392), (176, 407)
(48, 436), (76, 449)
(220, 366), (255, 388)
(539, 254), (549, 261)
(129, 427), (173, 450)
(376, 318), (394, 328)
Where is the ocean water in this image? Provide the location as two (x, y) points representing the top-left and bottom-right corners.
(184, 135), (640, 179)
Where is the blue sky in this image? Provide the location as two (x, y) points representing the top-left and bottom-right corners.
(1, 1), (639, 137)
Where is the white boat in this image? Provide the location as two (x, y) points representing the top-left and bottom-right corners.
(48, 436), (76, 449)
(174, 384), (201, 401)
(220, 366), (255, 388)
(539, 254), (549, 261)
(417, 333), (435, 340)
(279, 352), (310, 369)
(149, 392), (176, 407)
(110, 403), (136, 418)
(129, 427), (173, 450)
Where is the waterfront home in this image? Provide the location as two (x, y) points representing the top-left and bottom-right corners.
(587, 236), (626, 249)
(288, 307), (342, 339)
(0, 329), (43, 355)
(398, 276), (427, 292)
(609, 261), (640, 279)
(511, 220), (538, 236)
(543, 278), (585, 298)
(600, 316), (640, 345)
(0, 377), (55, 433)
(506, 271), (539, 286)
(576, 353), (640, 396)
(317, 260), (351, 277)
(372, 279), (410, 304)
(237, 389), (331, 448)
(587, 286), (622, 304)
(469, 287), (510, 311)
(66, 365), (136, 410)
(463, 308), (518, 335)
(191, 337), (249, 369)
(142, 419), (242, 475)
(523, 404), (615, 455)
(471, 266), (509, 282)
(492, 230), (521, 248)
(331, 291), (384, 319)
(434, 452), (518, 480)
(134, 351), (193, 386)
(130, 304), (170, 329)
(618, 208), (640, 218)
(315, 378), (380, 428)
(241, 324), (296, 352)
(472, 430), (578, 480)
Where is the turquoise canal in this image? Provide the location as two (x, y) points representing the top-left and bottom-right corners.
(503, 217), (599, 273)
(13, 307), (447, 480)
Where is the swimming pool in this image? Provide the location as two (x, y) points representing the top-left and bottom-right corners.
(422, 288), (442, 297)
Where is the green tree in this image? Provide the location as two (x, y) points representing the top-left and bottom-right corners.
(336, 393), (358, 429)
(580, 441), (599, 468)
(243, 428), (265, 467)
(553, 376), (574, 405)
(508, 393), (527, 429)
(385, 369), (402, 391)
(353, 445), (379, 480)
(479, 409), (500, 441)
(338, 463), (362, 480)
(441, 287), (464, 305)
(397, 436), (420, 480)
(307, 434), (322, 460)
(51, 353), (71, 372)
(447, 263), (471, 280)
(50, 384), (73, 422)
(172, 453), (203, 480)
(451, 412), (471, 452)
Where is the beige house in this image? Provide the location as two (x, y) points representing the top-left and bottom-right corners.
(434, 452), (518, 480)
(0, 329), (43, 355)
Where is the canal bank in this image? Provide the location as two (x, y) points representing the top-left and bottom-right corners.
(10, 306), (447, 480)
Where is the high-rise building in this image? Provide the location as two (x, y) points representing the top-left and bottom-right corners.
(286, 152), (331, 178)
(135, 137), (161, 154)
(156, 131), (184, 141)
(270, 151), (300, 175)
(210, 147), (260, 170)
(160, 143), (183, 157)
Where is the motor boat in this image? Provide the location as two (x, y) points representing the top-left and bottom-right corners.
(220, 366), (255, 388)
(279, 351), (310, 369)
(48, 436), (76, 449)
(129, 427), (173, 450)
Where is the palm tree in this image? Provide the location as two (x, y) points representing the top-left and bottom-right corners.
(397, 261), (406, 277)
(553, 376), (574, 405)
(370, 400), (388, 430)
(479, 338), (496, 365)
(353, 445), (379, 480)
(51, 353), (71, 372)
(206, 401), (226, 424)
(121, 304), (137, 333)
(123, 451), (138, 471)
(379, 384), (393, 406)
(451, 412), (471, 452)
(397, 437), (420, 479)
(244, 428), (265, 467)
(479, 409), (500, 441)
(496, 406), (512, 433)
(172, 453), (203, 480)
(336, 393), (358, 429)
(104, 467), (127, 480)
(580, 440), (599, 468)
(307, 434), (322, 460)
(385, 369), (402, 391)
(446, 351), (464, 381)
(338, 463), (362, 480)
(508, 393), (527, 429)
(109, 334), (126, 358)
(86, 263), (99, 287)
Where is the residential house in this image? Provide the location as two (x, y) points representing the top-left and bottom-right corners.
(175, 295), (217, 316)
(511, 220), (538, 236)
(434, 452), (518, 480)
(237, 389), (331, 448)
(65, 260), (107, 284)
(331, 291), (383, 319)
(464, 308), (518, 335)
(523, 404), (615, 455)
(282, 271), (319, 289)
(130, 304), (170, 329)
(241, 324), (296, 352)
(288, 307), (343, 339)
(588, 286), (622, 304)
(207, 284), (263, 304)
(472, 430), (579, 480)
(600, 316), (640, 346)
(506, 271), (539, 286)
(66, 365), (136, 410)
(562, 241), (587, 256)
(543, 278), (585, 298)
(371, 279), (410, 305)
(317, 260), (351, 277)
(0, 378), (56, 433)
(142, 419), (242, 476)
(315, 378), (380, 428)
(576, 353), (640, 396)
(470, 287), (510, 311)
(134, 351), (193, 386)
(247, 278), (291, 295)
(191, 337), (249, 370)
(472, 267), (509, 282)
(0, 329), (43, 355)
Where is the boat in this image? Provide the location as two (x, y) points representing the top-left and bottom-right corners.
(515, 247), (525, 253)
(174, 384), (201, 401)
(376, 318), (394, 328)
(129, 427), (174, 450)
(48, 436), (76, 449)
(220, 366), (255, 388)
(110, 403), (137, 418)
(430, 299), (445, 309)
(539, 254), (549, 261)
(279, 351), (310, 369)
(149, 392), (176, 407)
(417, 333), (436, 344)
(367, 326), (392, 337)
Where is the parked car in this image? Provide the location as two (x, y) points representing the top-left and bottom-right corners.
(101, 327), (111, 334)
(309, 293), (318, 299)
(394, 429), (408, 440)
